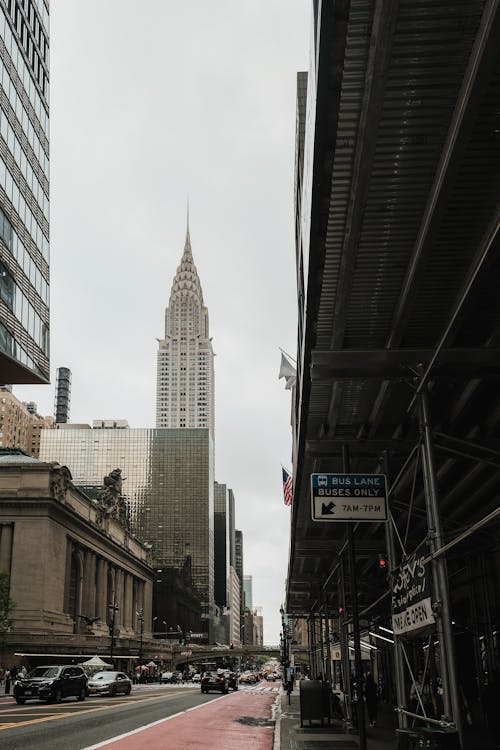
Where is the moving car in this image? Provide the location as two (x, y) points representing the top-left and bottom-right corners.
(87, 671), (132, 696)
(200, 671), (228, 694)
(13, 665), (87, 704)
(239, 671), (258, 684)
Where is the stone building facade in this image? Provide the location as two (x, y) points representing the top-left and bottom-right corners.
(0, 451), (156, 667)
(0, 389), (52, 456)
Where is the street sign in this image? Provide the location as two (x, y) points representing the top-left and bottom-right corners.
(311, 473), (387, 522)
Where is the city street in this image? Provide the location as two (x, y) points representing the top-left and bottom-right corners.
(0, 683), (279, 750)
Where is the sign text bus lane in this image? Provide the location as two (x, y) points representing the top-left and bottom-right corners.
(310, 473), (387, 522)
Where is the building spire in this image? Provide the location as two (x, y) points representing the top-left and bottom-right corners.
(185, 198), (190, 245)
(183, 199), (192, 258)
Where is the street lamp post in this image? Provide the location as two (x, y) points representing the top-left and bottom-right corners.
(137, 608), (144, 668)
(108, 599), (119, 666)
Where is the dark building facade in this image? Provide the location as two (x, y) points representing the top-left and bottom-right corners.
(153, 557), (202, 639)
(286, 3), (500, 747)
(0, 1), (50, 384)
(213, 481), (228, 608)
(235, 528), (244, 640)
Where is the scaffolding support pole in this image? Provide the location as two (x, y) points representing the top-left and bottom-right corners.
(344, 445), (367, 750)
(419, 386), (463, 747)
(307, 615), (313, 676)
(319, 604), (325, 678)
(383, 451), (408, 728)
(322, 589), (333, 683)
(339, 555), (352, 722)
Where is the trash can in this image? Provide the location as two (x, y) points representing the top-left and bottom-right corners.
(299, 680), (331, 727)
(396, 727), (460, 750)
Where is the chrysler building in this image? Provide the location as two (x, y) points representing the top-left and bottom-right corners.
(156, 221), (215, 435)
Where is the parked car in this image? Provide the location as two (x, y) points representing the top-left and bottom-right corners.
(13, 665), (87, 704)
(227, 672), (238, 691)
(87, 671), (132, 697)
(201, 671), (228, 694)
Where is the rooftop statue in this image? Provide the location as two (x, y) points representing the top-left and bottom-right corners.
(96, 468), (129, 529)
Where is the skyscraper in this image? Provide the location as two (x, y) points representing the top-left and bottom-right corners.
(0, 2), (50, 384)
(156, 220), (214, 436)
(243, 575), (253, 611)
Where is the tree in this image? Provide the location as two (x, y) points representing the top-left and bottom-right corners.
(0, 571), (15, 652)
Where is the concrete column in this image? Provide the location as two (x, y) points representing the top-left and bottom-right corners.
(82, 550), (94, 618)
(115, 569), (123, 627)
(63, 538), (73, 614)
(122, 572), (129, 629)
(75, 549), (84, 634)
(100, 559), (109, 622)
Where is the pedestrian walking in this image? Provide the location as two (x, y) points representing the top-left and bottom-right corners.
(364, 672), (378, 727)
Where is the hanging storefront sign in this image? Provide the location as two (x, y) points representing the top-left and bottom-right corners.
(391, 543), (435, 636)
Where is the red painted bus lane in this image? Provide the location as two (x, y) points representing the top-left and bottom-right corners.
(85, 690), (277, 750)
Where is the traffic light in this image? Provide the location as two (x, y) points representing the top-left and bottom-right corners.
(378, 553), (387, 570)
(338, 606), (344, 615)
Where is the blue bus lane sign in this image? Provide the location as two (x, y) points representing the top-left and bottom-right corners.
(311, 473), (387, 522)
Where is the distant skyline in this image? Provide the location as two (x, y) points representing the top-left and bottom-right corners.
(14, 0), (311, 643)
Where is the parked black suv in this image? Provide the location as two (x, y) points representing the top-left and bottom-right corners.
(14, 665), (87, 704)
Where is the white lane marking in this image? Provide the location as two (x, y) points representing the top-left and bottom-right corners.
(81, 694), (227, 749)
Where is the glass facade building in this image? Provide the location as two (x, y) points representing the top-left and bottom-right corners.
(243, 574), (253, 612)
(40, 428), (215, 629)
(0, 0), (50, 384)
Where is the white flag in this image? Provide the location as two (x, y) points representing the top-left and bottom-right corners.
(279, 352), (296, 389)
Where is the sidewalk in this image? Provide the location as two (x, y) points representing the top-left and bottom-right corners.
(275, 687), (397, 750)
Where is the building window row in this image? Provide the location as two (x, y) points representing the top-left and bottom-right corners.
(0, 205), (49, 304)
(0, 317), (42, 371)
(0, 56), (48, 175)
(0, 154), (48, 260)
(5, 1), (48, 98)
(0, 12), (48, 129)
(0, 111), (49, 221)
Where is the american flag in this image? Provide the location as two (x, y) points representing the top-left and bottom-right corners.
(282, 467), (293, 506)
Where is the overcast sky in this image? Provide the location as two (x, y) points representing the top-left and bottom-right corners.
(15, 0), (310, 644)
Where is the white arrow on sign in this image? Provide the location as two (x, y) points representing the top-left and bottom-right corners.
(312, 496), (387, 522)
